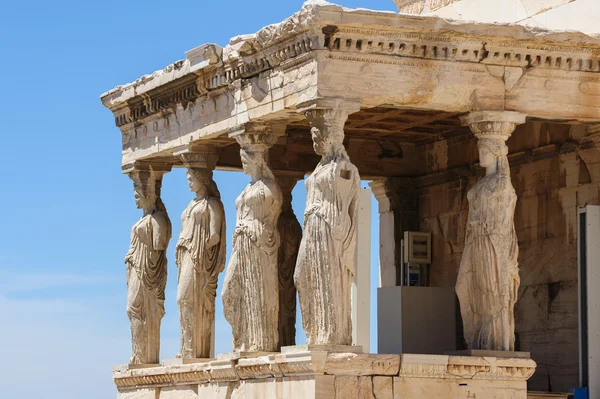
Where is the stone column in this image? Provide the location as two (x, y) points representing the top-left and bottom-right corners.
(369, 178), (418, 287)
(172, 144), (225, 361)
(274, 171), (303, 350)
(122, 161), (172, 365)
(456, 111), (526, 351)
(294, 99), (362, 347)
(221, 123), (283, 353)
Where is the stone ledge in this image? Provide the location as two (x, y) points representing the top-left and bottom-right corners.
(114, 353), (536, 390)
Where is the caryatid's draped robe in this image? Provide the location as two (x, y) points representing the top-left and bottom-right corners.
(176, 196), (226, 359)
(222, 178), (282, 352)
(125, 210), (172, 364)
(456, 159), (520, 351)
(294, 156), (360, 345)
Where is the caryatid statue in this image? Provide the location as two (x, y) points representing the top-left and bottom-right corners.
(124, 165), (172, 364)
(175, 147), (226, 360)
(222, 126), (283, 352)
(294, 105), (361, 346)
(275, 173), (303, 349)
(456, 111), (526, 351)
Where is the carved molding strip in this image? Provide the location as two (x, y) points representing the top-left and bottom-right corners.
(326, 28), (600, 73)
(113, 353), (536, 390)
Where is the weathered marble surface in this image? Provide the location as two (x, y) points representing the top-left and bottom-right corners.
(176, 167), (225, 359)
(114, 353), (536, 398)
(456, 112), (525, 351)
(125, 169), (172, 365)
(222, 129), (282, 352)
(295, 107), (360, 346)
(276, 175), (302, 349)
(394, 0), (600, 36)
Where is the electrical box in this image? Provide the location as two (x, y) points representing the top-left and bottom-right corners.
(403, 231), (432, 264)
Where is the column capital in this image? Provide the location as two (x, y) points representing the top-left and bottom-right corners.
(460, 111), (527, 140)
(122, 161), (172, 175)
(228, 121), (284, 151)
(174, 143), (219, 170)
(297, 97), (361, 115)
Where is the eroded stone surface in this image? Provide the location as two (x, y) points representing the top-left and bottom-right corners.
(295, 105), (361, 346)
(325, 353), (400, 376)
(125, 167), (172, 365)
(373, 377), (394, 399)
(222, 126), (282, 353)
(176, 155), (226, 359)
(456, 112), (525, 351)
(114, 354), (536, 398)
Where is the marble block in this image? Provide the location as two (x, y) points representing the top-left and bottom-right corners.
(162, 358), (212, 366)
(448, 349), (531, 359)
(282, 344), (363, 354)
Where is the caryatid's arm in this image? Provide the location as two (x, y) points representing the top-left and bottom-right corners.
(152, 212), (172, 252)
(207, 198), (224, 249)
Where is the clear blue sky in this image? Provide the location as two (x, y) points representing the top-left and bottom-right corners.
(0, 1), (395, 397)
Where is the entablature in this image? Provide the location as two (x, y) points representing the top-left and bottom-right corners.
(100, 1), (600, 171)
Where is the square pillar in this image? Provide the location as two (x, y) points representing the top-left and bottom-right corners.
(369, 178), (418, 288)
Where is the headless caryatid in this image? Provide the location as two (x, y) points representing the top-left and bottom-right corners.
(176, 167), (225, 359)
(125, 168), (172, 364)
(276, 175), (302, 349)
(456, 112), (525, 351)
(294, 108), (360, 346)
(222, 129), (282, 352)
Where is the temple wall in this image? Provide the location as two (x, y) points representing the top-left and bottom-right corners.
(394, 0), (600, 35)
(417, 123), (597, 391)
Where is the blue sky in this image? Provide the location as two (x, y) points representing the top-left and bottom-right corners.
(0, 0), (396, 397)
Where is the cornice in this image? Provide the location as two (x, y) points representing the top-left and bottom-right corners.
(100, 1), (600, 131)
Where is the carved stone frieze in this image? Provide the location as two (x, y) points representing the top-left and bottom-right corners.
(208, 359), (240, 382)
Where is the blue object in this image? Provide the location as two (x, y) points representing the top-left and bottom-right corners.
(569, 387), (589, 399)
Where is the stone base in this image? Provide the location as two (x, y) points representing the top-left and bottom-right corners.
(114, 352), (537, 398)
(113, 364), (160, 371)
(216, 351), (278, 360)
(163, 357), (213, 366)
(447, 349), (531, 359)
(282, 344), (363, 354)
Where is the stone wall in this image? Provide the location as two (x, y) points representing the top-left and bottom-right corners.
(417, 122), (597, 391)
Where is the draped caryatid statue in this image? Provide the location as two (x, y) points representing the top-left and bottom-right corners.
(124, 166), (172, 364)
(275, 174), (303, 349)
(222, 127), (282, 352)
(456, 111), (526, 352)
(294, 105), (361, 346)
(175, 148), (225, 360)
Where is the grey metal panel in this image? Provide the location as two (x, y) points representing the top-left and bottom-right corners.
(378, 286), (456, 355)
